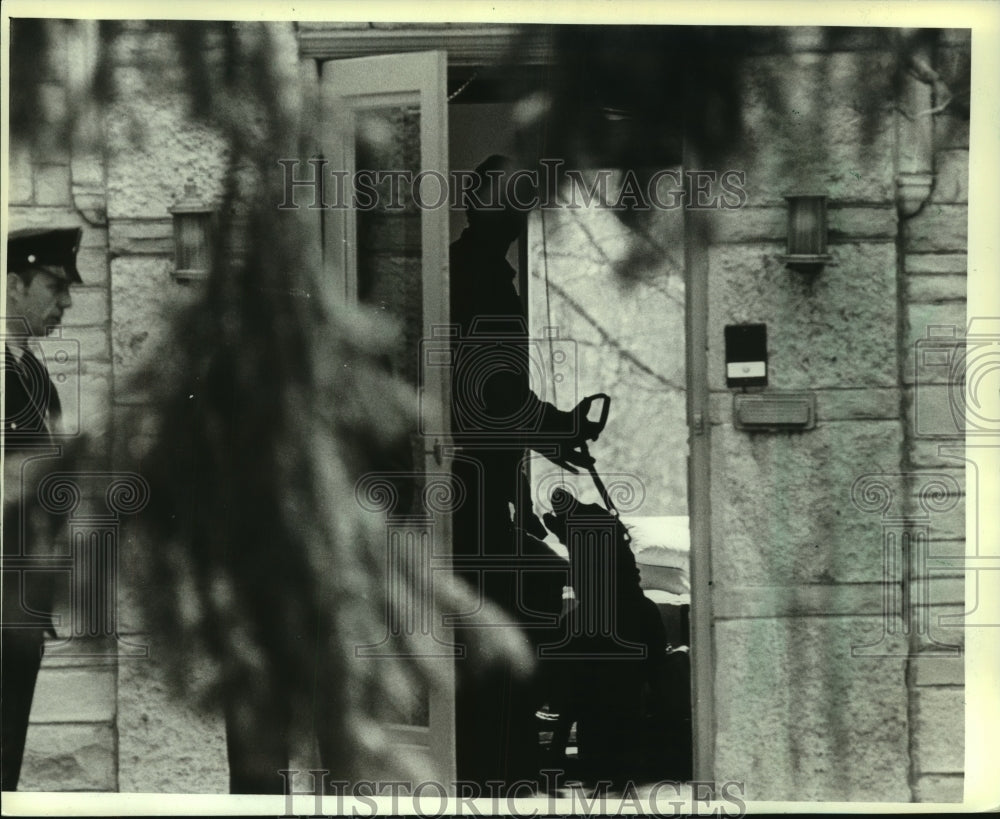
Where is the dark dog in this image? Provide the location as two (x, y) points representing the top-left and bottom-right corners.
(539, 488), (667, 784)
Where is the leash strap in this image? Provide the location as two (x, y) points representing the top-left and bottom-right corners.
(579, 441), (619, 518)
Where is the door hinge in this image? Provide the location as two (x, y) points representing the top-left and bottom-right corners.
(691, 411), (705, 436)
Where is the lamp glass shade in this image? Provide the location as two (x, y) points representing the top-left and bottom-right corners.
(785, 195), (828, 256)
(173, 212), (212, 276)
(169, 180), (214, 280)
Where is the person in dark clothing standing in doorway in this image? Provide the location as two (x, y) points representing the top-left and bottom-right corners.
(2, 227), (82, 791)
(449, 156), (601, 787)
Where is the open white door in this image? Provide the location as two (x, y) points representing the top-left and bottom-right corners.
(320, 51), (455, 783)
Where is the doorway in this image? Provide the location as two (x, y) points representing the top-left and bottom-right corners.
(315, 39), (700, 789)
(448, 89), (693, 784)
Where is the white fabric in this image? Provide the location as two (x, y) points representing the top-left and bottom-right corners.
(624, 515), (690, 594)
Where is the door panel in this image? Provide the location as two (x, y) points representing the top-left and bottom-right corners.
(320, 50), (454, 782)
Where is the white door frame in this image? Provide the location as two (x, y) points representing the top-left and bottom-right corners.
(319, 48), (454, 782)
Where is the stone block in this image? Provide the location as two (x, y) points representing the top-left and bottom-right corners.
(30, 667), (116, 723)
(905, 302), (967, 370)
(919, 500), (966, 543)
(816, 388), (901, 421)
(907, 466), (966, 500)
(40, 20), (68, 79)
(912, 654), (964, 687)
(9, 144), (35, 203)
(905, 254), (966, 275)
(57, 326), (110, 363)
(80, 364), (113, 443)
(711, 420), (906, 586)
(42, 141), (72, 167)
(62, 287), (109, 327)
(904, 469), (966, 540)
(904, 204), (968, 253)
(110, 256), (201, 392)
(37, 82), (68, 128)
(72, 195), (108, 225)
(914, 774), (964, 803)
(117, 647), (229, 793)
(708, 242), (898, 391)
(710, 207), (784, 243)
(913, 577), (966, 608)
(106, 93), (228, 220)
(910, 581), (968, 642)
(908, 275), (966, 303)
(931, 149), (969, 204)
(79, 227), (109, 249)
(713, 616), (910, 801)
(6, 206), (83, 231)
(911, 439), (965, 468)
(109, 400), (159, 467)
(913, 687), (965, 773)
(712, 583), (885, 618)
(735, 51), (897, 205)
(39, 636), (123, 668)
(109, 220), (175, 255)
(73, 246), (110, 287)
(35, 164), (72, 206)
(828, 208), (898, 240)
(908, 383), (963, 437)
(928, 605), (968, 647)
(43, 360), (111, 448)
(70, 153), (105, 188)
(116, 523), (153, 635)
(18, 723), (115, 791)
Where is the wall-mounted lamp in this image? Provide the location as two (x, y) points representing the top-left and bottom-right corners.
(168, 179), (215, 282)
(779, 194), (832, 273)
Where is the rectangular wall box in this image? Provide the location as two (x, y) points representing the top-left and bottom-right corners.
(733, 391), (816, 431)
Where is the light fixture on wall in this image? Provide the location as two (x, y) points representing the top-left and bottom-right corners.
(780, 194), (832, 273)
(168, 179), (215, 282)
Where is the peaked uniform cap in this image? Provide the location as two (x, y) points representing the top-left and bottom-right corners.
(7, 227), (83, 284)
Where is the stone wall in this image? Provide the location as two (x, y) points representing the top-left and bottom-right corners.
(899, 28), (970, 804)
(706, 30), (967, 802)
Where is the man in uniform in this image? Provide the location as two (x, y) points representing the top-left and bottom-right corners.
(2, 226), (82, 791)
(449, 157), (601, 787)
